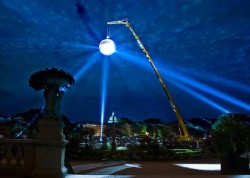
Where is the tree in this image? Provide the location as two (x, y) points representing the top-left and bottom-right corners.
(13, 108), (42, 138)
(79, 125), (96, 140)
(156, 124), (172, 143)
(211, 113), (250, 156)
(119, 118), (133, 124)
(29, 68), (75, 118)
(143, 118), (162, 124)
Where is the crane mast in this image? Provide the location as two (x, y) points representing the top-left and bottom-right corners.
(107, 19), (192, 141)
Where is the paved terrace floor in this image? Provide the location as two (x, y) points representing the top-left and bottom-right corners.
(66, 158), (250, 178)
(2, 158), (248, 178)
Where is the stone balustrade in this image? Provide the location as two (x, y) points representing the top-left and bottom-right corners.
(0, 139), (35, 177)
(0, 119), (68, 178)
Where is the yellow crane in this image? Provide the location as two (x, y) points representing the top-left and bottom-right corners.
(107, 19), (192, 141)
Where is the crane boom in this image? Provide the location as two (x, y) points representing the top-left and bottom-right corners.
(107, 19), (192, 141)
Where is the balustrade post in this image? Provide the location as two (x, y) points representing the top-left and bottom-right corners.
(5, 144), (13, 166)
(0, 140), (35, 176)
(30, 118), (68, 178)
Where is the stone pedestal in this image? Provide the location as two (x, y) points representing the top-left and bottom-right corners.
(30, 118), (68, 178)
(37, 118), (65, 140)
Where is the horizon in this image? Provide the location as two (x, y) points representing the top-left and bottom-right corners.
(0, 108), (240, 124)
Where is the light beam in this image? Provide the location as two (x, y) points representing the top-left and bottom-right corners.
(171, 80), (230, 113)
(116, 50), (230, 113)
(100, 58), (109, 142)
(73, 52), (100, 81)
(163, 67), (250, 111)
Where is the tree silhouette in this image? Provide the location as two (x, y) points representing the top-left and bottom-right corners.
(29, 67), (75, 118)
(211, 113), (250, 156)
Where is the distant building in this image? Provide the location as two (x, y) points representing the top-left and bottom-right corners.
(108, 112), (118, 124)
(81, 123), (106, 136)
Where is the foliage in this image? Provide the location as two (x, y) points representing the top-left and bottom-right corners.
(211, 113), (250, 156)
(0, 109), (43, 138)
(104, 122), (131, 137)
(66, 132), (81, 159)
(79, 126), (96, 137)
(29, 67), (75, 90)
(119, 118), (133, 124)
(143, 118), (162, 124)
(126, 143), (175, 160)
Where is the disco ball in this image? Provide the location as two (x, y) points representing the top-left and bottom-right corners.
(99, 38), (116, 56)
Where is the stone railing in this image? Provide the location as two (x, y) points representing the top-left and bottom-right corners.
(0, 120), (68, 178)
(0, 139), (35, 177)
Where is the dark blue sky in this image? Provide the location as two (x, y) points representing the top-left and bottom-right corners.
(0, 0), (249, 123)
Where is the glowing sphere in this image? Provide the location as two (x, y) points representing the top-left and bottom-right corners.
(99, 38), (116, 55)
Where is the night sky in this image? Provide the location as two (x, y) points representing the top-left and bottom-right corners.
(0, 0), (249, 123)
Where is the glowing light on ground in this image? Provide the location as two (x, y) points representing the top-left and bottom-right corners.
(100, 58), (109, 142)
(174, 163), (220, 171)
(125, 163), (142, 168)
(72, 161), (127, 173)
(66, 175), (133, 178)
(99, 38), (116, 56)
(87, 163), (141, 175)
(172, 148), (203, 154)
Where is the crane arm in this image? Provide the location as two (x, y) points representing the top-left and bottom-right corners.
(107, 19), (192, 141)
